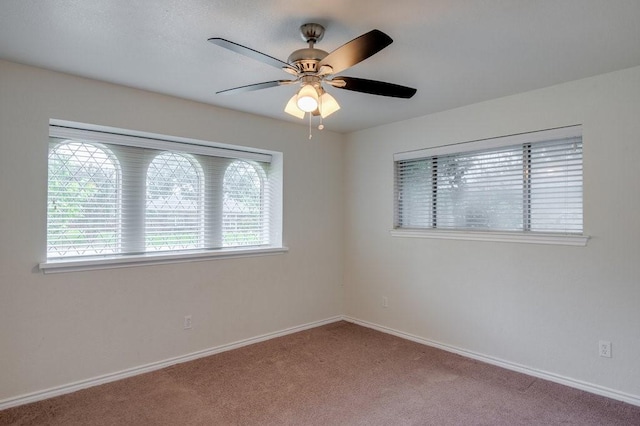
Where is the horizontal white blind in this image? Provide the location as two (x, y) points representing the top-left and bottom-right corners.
(145, 151), (204, 252)
(222, 160), (266, 247)
(47, 124), (276, 260)
(434, 145), (525, 231)
(47, 141), (120, 257)
(395, 158), (433, 228)
(529, 140), (583, 233)
(395, 128), (583, 234)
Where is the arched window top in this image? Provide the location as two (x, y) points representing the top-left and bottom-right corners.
(224, 160), (264, 190)
(146, 152), (203, 251)
(223, 160), (265, 247)
(146, 152), (203, 200)
(50, 140), (119, 175)
(47, 141), (120, 257)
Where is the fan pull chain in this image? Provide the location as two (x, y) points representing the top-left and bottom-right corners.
(308, 113), (312, 140)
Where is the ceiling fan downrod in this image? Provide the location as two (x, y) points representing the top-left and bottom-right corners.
(288, 23), (329, 74)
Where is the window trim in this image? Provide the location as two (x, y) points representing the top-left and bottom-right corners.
(390, 228), (589, 246)
(39, 247), (289, 274)
(393, 125), (589, 245)
(41, 119), (286, 272)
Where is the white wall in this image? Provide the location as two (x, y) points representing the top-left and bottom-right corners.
(344, 66), (640, 399)
(2, 57), (639, 406)
(0, 60), (344, 401)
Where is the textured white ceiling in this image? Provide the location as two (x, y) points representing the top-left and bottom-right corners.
(2, 0), (640, 133)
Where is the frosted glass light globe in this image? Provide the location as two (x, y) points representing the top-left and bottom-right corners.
(296, 84), (319, 112)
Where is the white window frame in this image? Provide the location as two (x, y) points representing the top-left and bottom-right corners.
(391, 126), (589, 246)
(40, 120), (287, 273)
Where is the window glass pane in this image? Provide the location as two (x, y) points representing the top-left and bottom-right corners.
(223, 161), (264, 246)
(395, 159), (432, 228)
(47, 142), (119, 257)
(436, 149), (524, 230)
(530, 140), (583, 233)
(146, 152), (203, 251)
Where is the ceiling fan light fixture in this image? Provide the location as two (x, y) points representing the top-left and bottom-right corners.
(284, 94), (305, 118)
(319, 91), (340, 118)
(296, 84), (319, 112)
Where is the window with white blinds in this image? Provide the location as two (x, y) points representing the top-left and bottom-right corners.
(47, 141), (120, 257)
(146, 152), (204, 251)
(394, 126), (583, 235)
(45, 122), (282, 264)
(222, 160), (266, 247)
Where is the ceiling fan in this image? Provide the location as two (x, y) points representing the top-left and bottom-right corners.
(208, 23), (417, 123)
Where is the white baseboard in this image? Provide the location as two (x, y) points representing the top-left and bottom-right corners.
(4, 315), (639, 410)
(0, 316), (343, 410)
(342, 316), (640, 407)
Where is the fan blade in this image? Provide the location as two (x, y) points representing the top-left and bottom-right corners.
(208, 38), (297, 73)
(318, 30), (393, 75)
(329, 77), (416, 98)
(216, 80), (295, 95)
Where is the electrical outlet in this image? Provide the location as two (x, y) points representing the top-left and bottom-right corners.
(183, 315), (192, 330)
(599, 340), (611, 358)
(382, 296), (388, 308)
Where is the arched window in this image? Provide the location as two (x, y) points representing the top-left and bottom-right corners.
(43, 122), (283, 270)
(146, 152), (203, 251)
(222, 160), (264, 247)
(47, 141), (120, 257)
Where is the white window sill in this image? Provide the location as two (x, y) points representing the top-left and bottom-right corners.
(39, 246), (289, 274)
(390, 229), (589, 246)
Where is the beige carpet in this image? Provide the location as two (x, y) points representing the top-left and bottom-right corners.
(1, 321), (639, 425)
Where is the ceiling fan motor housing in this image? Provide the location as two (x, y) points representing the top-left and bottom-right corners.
(288, 48), (328, 73)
